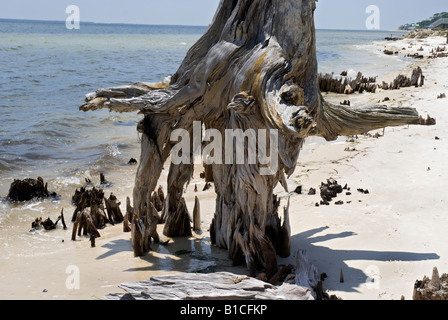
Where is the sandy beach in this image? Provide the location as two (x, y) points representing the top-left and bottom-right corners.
(1, 34), (447, 301)
(284, 34), (448, 300)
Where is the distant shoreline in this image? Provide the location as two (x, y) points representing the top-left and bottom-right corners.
(0, 17), (208, 29)
(0, 18), (407, 33)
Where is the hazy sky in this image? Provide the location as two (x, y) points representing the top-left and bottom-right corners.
(0, 0), (446, 30)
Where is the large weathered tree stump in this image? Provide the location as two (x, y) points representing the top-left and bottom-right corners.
(79, 0), (424, 276)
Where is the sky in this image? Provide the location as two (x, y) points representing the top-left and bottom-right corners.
(0, 0), (446, 30)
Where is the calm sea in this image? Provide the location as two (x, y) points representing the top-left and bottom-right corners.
(0, 19), (407, 235)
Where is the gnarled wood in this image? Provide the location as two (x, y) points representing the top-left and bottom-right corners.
(79, 0), (425, 275)
(131, 194), (161, 257)
(106, 272), (315, 300)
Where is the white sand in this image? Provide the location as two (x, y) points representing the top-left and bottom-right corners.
(1, 36), (447, 301)
(282, 36), (448, 300)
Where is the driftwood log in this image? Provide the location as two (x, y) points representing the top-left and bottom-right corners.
(106, 272), (314, 300)
(105, 249), (326, 300)
(79, 0), (424, 276)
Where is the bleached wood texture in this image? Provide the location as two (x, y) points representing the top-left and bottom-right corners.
(79, 0), (422, 276)
(105, 271), (315, 300)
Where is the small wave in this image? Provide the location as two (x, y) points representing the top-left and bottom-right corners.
(21, 152), (52, 161)
(346, 69), (359, 78)
(69, 83), (92, 89)
(103, 115), (119, 122)
(113, 120), (137, 127)
(107, 145), (121, 157)
(0, 161), (13, 172)
(22, 201), (45, 212)
(317, 50), (341, 61)
(52, 175), (83, 190)
(4, 46), (23, 51)
(0, 201), (10, 224)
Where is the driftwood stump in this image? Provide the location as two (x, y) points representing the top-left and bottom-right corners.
(193, 196), (201, 232)
(71, 209), (101, 241)
(123, 197), (134, 233)
(104, 193), (124, 224)
(413, 267), (448, 300)
(79, 0), (423, 276)
(106, 249), (322, 300)
(130, 195), (160, 257)
(7, 177), (57, 202)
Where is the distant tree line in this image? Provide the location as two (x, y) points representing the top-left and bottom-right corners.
(399, 12), (448, 30)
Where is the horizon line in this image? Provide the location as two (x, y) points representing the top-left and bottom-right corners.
(0, 17), (402, 32)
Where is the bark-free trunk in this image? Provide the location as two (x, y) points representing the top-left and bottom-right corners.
(79, 0), (422, 276)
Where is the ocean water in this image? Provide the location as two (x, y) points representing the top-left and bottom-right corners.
(0, 19), (407, 257)
(316, 29), (408, 77)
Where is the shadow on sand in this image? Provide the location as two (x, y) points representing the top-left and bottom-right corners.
(94, 225), (439, 295)
(287, 227), (440, 294)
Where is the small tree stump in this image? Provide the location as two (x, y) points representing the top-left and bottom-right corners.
(123, 197), (134, 233)
(7, 177), (57, 202)
(60, 209), (67, 230)
(193, 196), (201, 232)
(90, 234), (96, 247)
(104, 193), (124, 223)
(413, 267), (448, 300)
(71, 209), (101, 241)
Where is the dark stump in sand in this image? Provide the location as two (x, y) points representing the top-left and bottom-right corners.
(320, 178), (343, 202)
(7, 177), (57, 202)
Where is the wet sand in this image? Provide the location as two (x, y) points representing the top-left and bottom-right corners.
(1, 36), (447, 300)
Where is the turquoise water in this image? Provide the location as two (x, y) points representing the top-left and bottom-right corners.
(0, 20), (205, 178)
(316, 29), (408, 77)
(0, 19), (407, 197)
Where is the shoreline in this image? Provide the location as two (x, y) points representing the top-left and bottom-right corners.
(1, 35), (447, 300)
